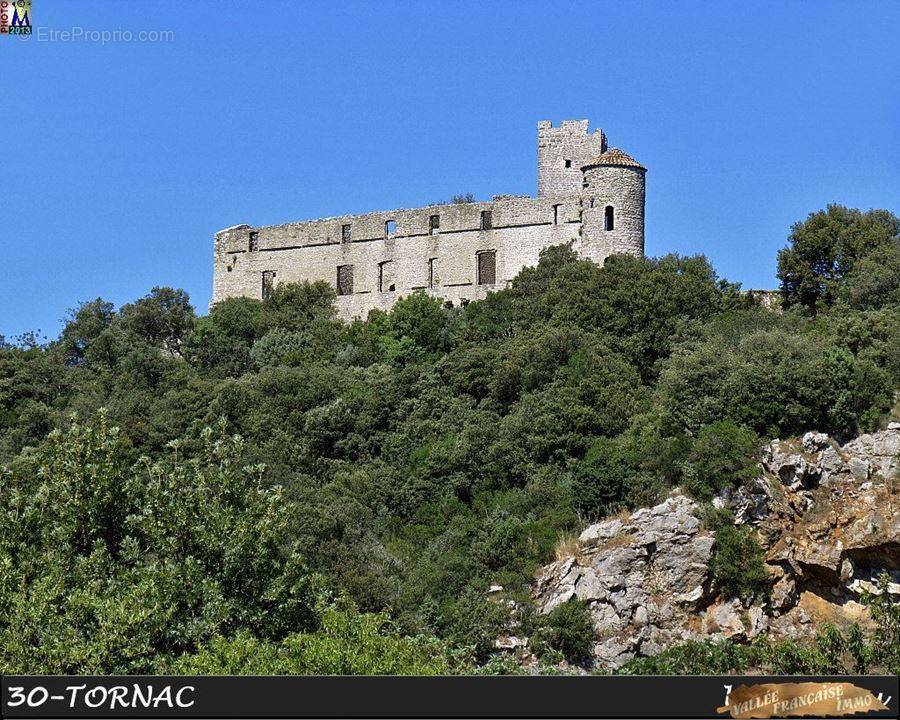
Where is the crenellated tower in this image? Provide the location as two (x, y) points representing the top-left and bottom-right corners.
(537, 120), (607, 196)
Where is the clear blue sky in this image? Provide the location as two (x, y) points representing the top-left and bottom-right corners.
(3, 0), (898, 340)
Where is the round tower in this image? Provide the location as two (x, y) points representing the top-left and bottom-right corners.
(578, 148), (646, 264)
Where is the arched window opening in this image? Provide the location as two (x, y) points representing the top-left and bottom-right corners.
(604, 205), (614, 231)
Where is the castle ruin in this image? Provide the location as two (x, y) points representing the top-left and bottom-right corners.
(212, 120), (646, 319)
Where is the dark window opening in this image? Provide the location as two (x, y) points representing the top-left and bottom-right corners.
(429, 214), (440, 235)
(564, 159), (572, 168)
(341, 224), (351, 243)
(385, 220), (396, 238)
(337, 264), (354, 295)
(262, 270), (276, 300)
(249, 231), (259, 252)
(428, 258), (437, 288)
(553, 204), (560, 225)
(379, 260), (395, 292)
(604, 205), (615, 231)
(477, 250), (496, 285)
(480, 210), (492, 230)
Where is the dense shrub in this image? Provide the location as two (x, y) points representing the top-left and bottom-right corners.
(618, 639), (758, 675)
(0, 415), (320, 673)
(706, 518), (770, 603)
(0, 204), (897, 673)
(682, 421), (759, 500)
(164, 600), (453, 675)
(530, 600), (595, 666)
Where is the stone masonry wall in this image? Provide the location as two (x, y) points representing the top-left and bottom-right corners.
(580, 165), (646, 263)
(213, 195), (585, 320)
(212, 120), (646, 321)
(537, 120), (607, 197)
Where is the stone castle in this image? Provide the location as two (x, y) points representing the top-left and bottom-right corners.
(212, 120), (646, 319)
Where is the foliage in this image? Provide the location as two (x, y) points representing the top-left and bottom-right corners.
(682, 421), (760, 500)
(529, 599), (595, 666)
(706, 517), (770, 603)
(763, 624), (871, 675)
(777, 205), (898, 312)
(164, 599), (453, 675)
(861, 572), (900, 675)
(0, 414), (320, 673)
(0, 204), (897, 674)
(658, 327), (893, 438)
(618, 639), (758, 675)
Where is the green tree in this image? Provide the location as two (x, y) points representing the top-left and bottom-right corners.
(777, 205), (899, 312)
(839, 239), (900, 310)
(0, 414), (320, 673)
(118, 287), (195, 357)
(56, 298), (116, 366)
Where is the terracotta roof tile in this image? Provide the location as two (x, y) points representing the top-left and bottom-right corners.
(581, 148), (645, 171)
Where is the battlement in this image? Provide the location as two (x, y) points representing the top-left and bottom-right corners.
(212, 120), (645, 320)
(537, 119), (607, 196)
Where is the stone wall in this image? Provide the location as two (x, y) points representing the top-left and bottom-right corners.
(537, 120), (607, 197)
(581, 165), (646, 262)
(213, 195), (584, 320)
(212, 119), (646, 320)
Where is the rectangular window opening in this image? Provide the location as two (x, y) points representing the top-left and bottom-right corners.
(552, 204), (560, 225)
(379, 260), (395, 292)
(429, 214), (440, 235)
(564, 159), (572, 168)
(341, 224), (351, 243)
(480, 210), (492, 230)
(249, 231), (259, 252)
(261, 270), (276, 300)
(385, 220), (396, 238)
(336, 264), (354, 296)
(477, 250), (496, 286)
(428, 258), (437, 288)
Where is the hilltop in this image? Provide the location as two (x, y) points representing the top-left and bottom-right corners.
(0, 205), (897, 674)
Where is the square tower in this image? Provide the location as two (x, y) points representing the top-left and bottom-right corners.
(537, 120), (607, 196)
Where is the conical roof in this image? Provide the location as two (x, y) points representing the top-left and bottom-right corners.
(581, 148), (645, 171)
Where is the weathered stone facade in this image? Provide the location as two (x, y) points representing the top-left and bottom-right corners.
(212, 120), (646, 319)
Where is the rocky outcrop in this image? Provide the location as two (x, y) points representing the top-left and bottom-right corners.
(534, 496), (716, 667)
(527, 424), (900, 669)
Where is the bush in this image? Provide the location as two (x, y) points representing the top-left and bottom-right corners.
(763, 623), (870, 675)
(618, 639), (758, 675)
(862, 572), (900, 674)
(682, 420), (759, 500)
(251, 328), (308, 367)
(0, 414), (320, 674)
(165, 600), (453, 675)
(706, 518), (769, 602)
(530, 599), (595, 666)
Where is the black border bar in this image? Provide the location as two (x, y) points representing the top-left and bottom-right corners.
(1, 675), (897, 719)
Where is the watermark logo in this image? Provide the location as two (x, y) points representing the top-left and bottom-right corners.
(1, 0), (31, 35)
(717, 681), (892, 718)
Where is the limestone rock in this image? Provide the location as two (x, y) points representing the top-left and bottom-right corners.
(528, 424), (900, 670)
(704, 598), (746, 639)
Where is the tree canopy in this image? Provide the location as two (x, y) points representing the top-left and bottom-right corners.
(1, 205), (897, 674)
